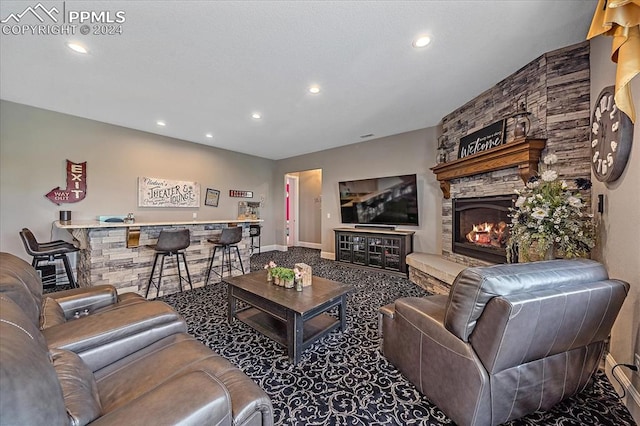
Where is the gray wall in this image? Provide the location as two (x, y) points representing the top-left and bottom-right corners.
(590, 36), (640, 422)
(0, 100), (275, 259)
(274, 127), (441, 257)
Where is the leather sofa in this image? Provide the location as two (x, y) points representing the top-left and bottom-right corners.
(0, 252), (274, 425)
(379, 259), (629, 426)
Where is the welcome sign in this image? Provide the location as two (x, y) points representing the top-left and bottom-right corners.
(457, 120), (506, 159)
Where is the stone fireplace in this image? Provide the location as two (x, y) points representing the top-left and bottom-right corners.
(408, 41), (592, 295)
(452, 195), (515, 263)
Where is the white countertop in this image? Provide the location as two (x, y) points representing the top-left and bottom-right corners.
(54, 219), (262, 229)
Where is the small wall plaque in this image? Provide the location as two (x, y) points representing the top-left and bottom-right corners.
(229, 190), (253, 198)
(205, 188), (220, 207)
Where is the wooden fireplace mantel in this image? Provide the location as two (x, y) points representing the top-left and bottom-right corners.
(430, 137), (546, 198)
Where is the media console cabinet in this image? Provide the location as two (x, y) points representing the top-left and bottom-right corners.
(334, 227), (415, 275)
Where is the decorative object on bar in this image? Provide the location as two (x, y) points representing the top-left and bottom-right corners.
(437, 135), (447, 163)
(59, 210), (72, 223)
(238, 201), (260, 220)
(506, 154), (595, 263)
(294, 263), (312, 287)
(511, 94), (532, 138)
(264, 261), (277, 282)
(205, 188), (220, 207)
(45, 160), (87, 205)
(123, 212), (135, 224)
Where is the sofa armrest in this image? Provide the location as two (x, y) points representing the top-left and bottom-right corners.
(43, 301), (187, 371)
(90, 371), (233, 426)
(48, 285), (118, 319)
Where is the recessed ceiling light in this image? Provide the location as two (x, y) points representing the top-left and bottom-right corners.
(205, 133), (213, 138)
(309, 85), (321, 94)
(360, 133), (374, 138)
(67, 42), (87, 54)
(252, 112), (262, 119)
(156, 120), (166, 126)
(412, 35), (431, 48)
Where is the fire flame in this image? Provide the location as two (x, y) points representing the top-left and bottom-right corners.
(466, 221), (508, 247)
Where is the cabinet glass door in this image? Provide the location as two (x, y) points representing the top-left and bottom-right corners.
(383, 238), (401, 271)
(338, 233), (352, 262)
(352, 235), (366, 265)
(367, 237), (384, 268)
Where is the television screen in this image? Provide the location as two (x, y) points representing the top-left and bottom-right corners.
(338, 174), (419, 226)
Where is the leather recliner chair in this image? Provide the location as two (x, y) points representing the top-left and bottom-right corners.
(379, 259), (629, 426)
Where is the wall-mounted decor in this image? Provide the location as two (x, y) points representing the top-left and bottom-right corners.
(457, 119), (506, 159)
(205, 188), (220, 207)
(45, 160), (87, 205)
(229, 190), (253, 198)
(590, 85), (634, 183)
(138, 177), (200, 207)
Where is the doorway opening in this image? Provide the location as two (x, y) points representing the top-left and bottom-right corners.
(284, 169), (322, 250)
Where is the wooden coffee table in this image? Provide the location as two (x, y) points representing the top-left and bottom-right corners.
(225, 270), (353, 365)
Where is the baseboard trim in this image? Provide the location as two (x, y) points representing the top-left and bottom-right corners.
(605, 353), (640, 422)
(297, 241), (322, 250)
(320, 251), (335, 260)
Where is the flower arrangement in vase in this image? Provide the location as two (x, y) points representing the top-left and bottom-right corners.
(506, 154), (596, 262)
(264, 261), (277, 282)
(294, 267), (306, 291)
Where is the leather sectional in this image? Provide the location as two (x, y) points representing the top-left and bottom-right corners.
(0, 252), (273, 426)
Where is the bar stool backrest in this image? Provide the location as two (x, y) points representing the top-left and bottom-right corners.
(249, 225), (261, 236)
(19, 228), (40, 256)
(155, 229), (191, 252)
(218, 226), (243, 246)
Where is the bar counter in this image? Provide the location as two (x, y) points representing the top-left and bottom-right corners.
(55, 219), (261, 296)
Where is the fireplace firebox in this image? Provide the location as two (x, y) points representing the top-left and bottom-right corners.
(452, 195), (516, 263)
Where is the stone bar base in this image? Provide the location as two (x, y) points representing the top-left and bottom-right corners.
(72, 223), (252, 297)
(406, 253), (467, 295)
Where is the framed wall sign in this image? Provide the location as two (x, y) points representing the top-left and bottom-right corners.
(229, 190), (253, 198)
(458, 119), (506, 159)
(205, 188), (220, 207)
(138, 177), (200, 207)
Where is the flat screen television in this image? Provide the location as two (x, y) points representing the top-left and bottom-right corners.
(338, 174), (419, 226)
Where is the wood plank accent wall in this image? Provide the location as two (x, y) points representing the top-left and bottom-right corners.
(438, 41), (591, 266)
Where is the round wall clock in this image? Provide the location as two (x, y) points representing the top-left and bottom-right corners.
(590, 86), (634, 182)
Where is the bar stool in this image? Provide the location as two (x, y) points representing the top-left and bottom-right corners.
(249, 224), (261, 255)
(204, 226), (245, 284)
(19, 228), (79, 288)
(145, 229), (193, 298)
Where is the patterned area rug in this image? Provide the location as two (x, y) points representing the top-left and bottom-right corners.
(159, 247), (635, 426)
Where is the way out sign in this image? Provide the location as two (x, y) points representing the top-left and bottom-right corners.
(45, 160), (87, 205)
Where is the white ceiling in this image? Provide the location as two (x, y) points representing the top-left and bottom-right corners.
(0, 1), (598, 160)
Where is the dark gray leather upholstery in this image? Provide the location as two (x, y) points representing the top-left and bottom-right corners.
(379, 259), (629, 426)
(0, 251), (274, 426)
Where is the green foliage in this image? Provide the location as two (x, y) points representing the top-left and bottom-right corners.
(270, 267), (295, 281)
